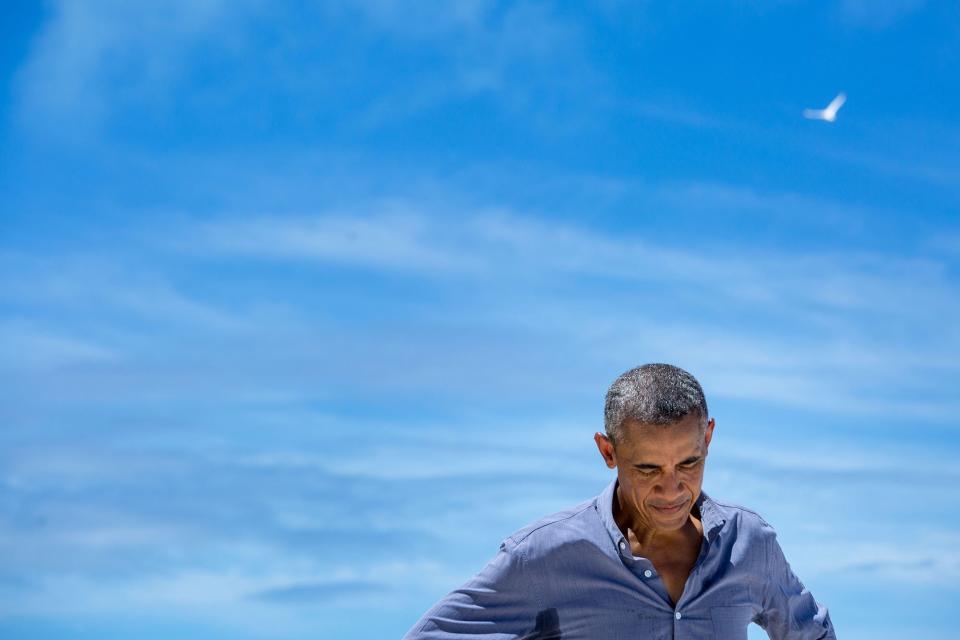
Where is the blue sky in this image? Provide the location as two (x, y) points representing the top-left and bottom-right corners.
(1, 1), (959, 639)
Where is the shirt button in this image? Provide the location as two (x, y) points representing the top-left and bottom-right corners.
(619, 541), (626, 551)
(643, 569), (653, 578)
(675, 612), (682, 620)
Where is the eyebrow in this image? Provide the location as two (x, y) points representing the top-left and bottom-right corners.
(632, 455), (702, 471)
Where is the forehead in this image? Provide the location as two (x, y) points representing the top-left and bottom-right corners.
(617, 415), (705, 461)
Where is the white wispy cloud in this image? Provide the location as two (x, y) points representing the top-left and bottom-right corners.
(713, 434), (960, 477)
(342, 0), (593, 132)
(927, 230), (960, 256)
(817, 138), (960, 191)
(194, 201), (959, 316)
(185, 202), (960, 420)
(0, 252), (252, 333)
(625, 98), (737, 130)
(4, 194), (957, 422)
(197, 209), (478, 273)
(2, 193), (948, 421)
(806, 538), (960, 584)
(0, 321), (118, 370)
(837, 0), (927, 29)
(15, 0), (230, 134)
(16, 0), (593, 139)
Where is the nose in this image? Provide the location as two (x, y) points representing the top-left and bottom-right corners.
(655, 469), (685, 499)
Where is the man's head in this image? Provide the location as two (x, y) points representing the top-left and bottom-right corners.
(602, 363), (709, 445)
(594, 364), (715, 535)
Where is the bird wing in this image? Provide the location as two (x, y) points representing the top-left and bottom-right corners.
(825, 92), (846, 115)
(803, 108), (825, 120)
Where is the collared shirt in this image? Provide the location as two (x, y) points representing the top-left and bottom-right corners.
(403, 479), (836, 639)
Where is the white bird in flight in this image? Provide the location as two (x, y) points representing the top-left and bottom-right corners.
(803, 92), (846, 122)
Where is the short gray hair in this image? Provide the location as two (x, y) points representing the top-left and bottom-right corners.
(604, 363), (708, 444)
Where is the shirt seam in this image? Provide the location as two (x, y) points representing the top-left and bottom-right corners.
(708, 499), (769, 524)
(758, 516), (772, 630)
(506, 502), (595, 546)
(516, 536), (546, 617)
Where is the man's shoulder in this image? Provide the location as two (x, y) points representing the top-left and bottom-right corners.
(501, 495), (601, 551)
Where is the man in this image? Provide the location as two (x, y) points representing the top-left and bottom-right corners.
(404, 364), (836, 639)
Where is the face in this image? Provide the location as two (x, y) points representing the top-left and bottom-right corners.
(594, 412), (714, 535)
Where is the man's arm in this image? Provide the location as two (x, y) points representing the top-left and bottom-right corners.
(755, 522), (837, 640)
(403, 537), (540, 640)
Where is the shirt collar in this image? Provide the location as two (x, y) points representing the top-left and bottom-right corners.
(597, 477), (626, 550)
(596, 477), (727, 552)
(694, 490), (727, 541)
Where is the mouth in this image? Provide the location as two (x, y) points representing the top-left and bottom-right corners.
(650, 499), (688, 515)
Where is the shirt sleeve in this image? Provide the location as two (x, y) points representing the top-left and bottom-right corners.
(402, 537), (542, 640)
(756, 522), (837, 640)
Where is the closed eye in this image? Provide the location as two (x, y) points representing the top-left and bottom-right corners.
(633, 456), (702, 476)
(634, 467), (659, 476)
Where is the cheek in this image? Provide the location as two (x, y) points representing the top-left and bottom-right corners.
(681, 468), (704, 486)
(626, 477), (656, 503)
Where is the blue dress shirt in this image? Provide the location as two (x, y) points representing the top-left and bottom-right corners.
(404, 479), (836, 639)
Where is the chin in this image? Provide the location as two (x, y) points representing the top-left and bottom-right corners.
(655, 515), (688, 530)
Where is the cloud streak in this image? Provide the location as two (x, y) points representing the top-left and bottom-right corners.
(178, 202), (960, 420)
(251, 580), (386, 604)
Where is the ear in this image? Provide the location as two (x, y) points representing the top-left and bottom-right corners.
(594, 432), (617, 469)
(703, 418), (716, 453)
